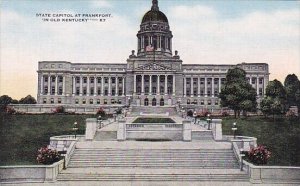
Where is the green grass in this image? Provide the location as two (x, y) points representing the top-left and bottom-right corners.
(133, 117), (175, 123)
(0, 114), (94, 165)
(222, 116), (300, 166)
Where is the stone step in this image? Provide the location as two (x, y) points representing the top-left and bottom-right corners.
(68, 164), (239, 168)
(74, 148), (233, 152)
(57, 173), (248, 181)
(94, 131), (117, 141)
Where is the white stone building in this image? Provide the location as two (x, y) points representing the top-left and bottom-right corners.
(35, 0), (269, 112)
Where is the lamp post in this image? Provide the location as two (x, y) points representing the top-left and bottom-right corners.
(240, 148), (245, 171)
(181, 107), (184, 118)
(207, 114), (211, 130)
(232, 122), (237, 139)
(72, 122), (78, 139)
(113, 111), (117, 122)
(97, 116), (102, 129)
(193, 111), (197, 124)
(128, 97), (131, 107)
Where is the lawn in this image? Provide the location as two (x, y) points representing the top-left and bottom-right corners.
(222, 116), (300, 166)
(0, 114), (94, 165)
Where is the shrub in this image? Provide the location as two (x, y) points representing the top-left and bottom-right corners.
(285, 110), (297, 119)
(5, 106), (16, 114)
(96, 107), (106, 117)
(187, 110), (194, 117)
(115, 108), (122, 115)
(221, 111), (229, 117)
(53, 106), (65, 114)
(36, 147), (61, 165)
(247, 145), (271, 165)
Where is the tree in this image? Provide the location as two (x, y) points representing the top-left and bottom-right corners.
(219, 67), (257, 118)
(260, 79), (287, 119)
(284, 74), (300, 109)
(19, 95), (37, 104)
(0, 95), (13, 112)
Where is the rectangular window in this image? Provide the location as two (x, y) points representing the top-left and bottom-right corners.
(51, 77), (56, 82)
(119, 78), (122, 84)
(83, 88), (87, 95)
(58, 98), (61, 104)
(200, 90), (204, 96)
(208, 100), (211, 105)
(58, 87), (63, 95)
(112, 89), (115, 96)
(51, 87), (55, 95)
(76, 77), (80, 83)
(252, 78), (256, 84)
(90, 88), (94, 95)
(201, 100), (204, 105)
(43, 98), (47, 104)
(259, 78), (263, 84)
(118, 100), (122, 104)
(76, 88), (80, 95)
(118, 89), (122, 96)
(44, 87), (48, 94)
(111, 99), (115, 104)
(82, 100), (86, 104)
(104, 99), (107, 104)
(90, 77), (94, 84)
(83, 77), (87, 84)
(207, 91), (211, 96)
(59, 76), (63, 83)
(50, 98), (54, 104)
(90, 99), (93, 104)
(98, 88), (101, 95)
(105, 89), (108, 96)
(97, 78), (101, 84)
(97, 99), (100, 104)
(259, 88), (263, 96)
(105, 78), (108, 84)
(44, 77), (48, 82)
(75, 99), (79, 104)
(193, 100), (197, 105)
(193, 90), (197, 96)
(200, 78), (205, 84)
(215, 100), (219, 105)
(112, 78), (116, 84)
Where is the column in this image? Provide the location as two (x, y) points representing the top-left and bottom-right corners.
(108, 76), (111, 96)
(47, 75), (51, 95)
(204, 77), (207, 97)
(133, 75), (137, 95)
(149, 75), (152, 95)
(218, 78), (221, 94)
(164, 75), (168, 95)
(115, 77), (119, 96)
(191, 77), (194, 97)
(197, 77), (200, 97)
(62, 76), (65, 96)
(94, 76), (97, 96)
(101, 77), (104, 96)
(72, 76), (76, 96)
(256, 76), (259, 96)
(122, 77), (125, 96)
(212, 78), (215, 97)
(40, 75), (44, 95)
(79, 76), (83, 96)
(87, 76), (90, 96)
(183, 77), (186, 97)
(157, 75), (160, 95)
(55, 75), (58, 95)
(141, 75), (145, 95)
(172, 75), (175, 96)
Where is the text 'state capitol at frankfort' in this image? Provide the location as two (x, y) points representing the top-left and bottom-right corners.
(36, 0), (269, 112)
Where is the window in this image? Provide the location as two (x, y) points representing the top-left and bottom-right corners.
(43, 98), (47, 104)
(201, 100), (204, 105)
(97, 78), (101, 83)
(259, 88), (263, 96)
(45, 77), (48, 82)
(118, 89), (122, 96)
(137, 87), (141, 94)
(111, 99), (115, 104)
(58, 87), (63, 95)
(200, 78), (205, 85)
(104, 77), (108, 84)
(119, 78), (122, 84)
(252, 78), (256, 84)
(118, 100), (122, 104)
(145, 87), (149, 94)
(44, 87), (48, 94)
(200, 90), (204, 96)
(214, 78), (219, 84)
(97, 99), (100, 104)
(112, 78), (115, 84)
(50, 98), (54, 104)
(51, 87), (55, 95)
(208, 100), (211, 105)
(58, 98), (61, 104)
(82, 99), (86, 104)
(259, 78), (263, 84)
(76, 87), (80, 95)
(98, 88), (101, 95)
(105, 89), (108, 96)
(221, 78), (226, 84)
(215, 100), (219, 105)
(193, 100), (197, 105)
(51, 76), (56, 82)
(51, 64), (55, 68)
(104, 99), (107, 104)
(76, 77), (80, 83)
(83, 88), (87, 95)
(90, 99), (93, 104)
(83, 77), (87, 83)
(187, 99), (190, 104)
(207, 80), (211, 85)
(59, 76), (63, 83)
(193, 90), (197, 96)
(75, 99), (79, 104)
(193, 78), (197, 84)
(90, 88), (94, 95)
(214, 90), (218, 96)
(207, 91), (211, 96)
(112, 89), (115, 96)
(90, 77), (94, 84)
(152, 87), (156, 94)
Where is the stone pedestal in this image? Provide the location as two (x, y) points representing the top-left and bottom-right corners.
(183, 120), (191, 141)
(85, 118), (97, 141)
(212, 119), (222, 140)
(117, 120), (126, 141)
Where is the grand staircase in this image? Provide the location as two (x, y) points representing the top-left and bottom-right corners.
(57, 147), (249, 182)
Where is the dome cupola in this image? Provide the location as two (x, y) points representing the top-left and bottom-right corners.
(137, 0), (173, 57)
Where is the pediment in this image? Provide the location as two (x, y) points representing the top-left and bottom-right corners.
(135, 63), (172, 71)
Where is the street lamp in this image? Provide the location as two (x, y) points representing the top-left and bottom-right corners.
(232, 122), (237, 139)
(97, 116), (103, 129)
(72, 122), (78, 139)
(207, 114), (211, 130)
(240, 148), (245, 171)
(193, 111), (197, 124)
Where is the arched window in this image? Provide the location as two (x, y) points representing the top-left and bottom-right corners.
(160, 98), (164, 106)
(187, 99), (190, 105)
(152, 98), (156, 106)
(144, 98), (149, 106)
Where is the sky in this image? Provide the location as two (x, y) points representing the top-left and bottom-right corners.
(1, 0), (299, 99)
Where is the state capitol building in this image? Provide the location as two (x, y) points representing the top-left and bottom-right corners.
(36, 0), (269, 113)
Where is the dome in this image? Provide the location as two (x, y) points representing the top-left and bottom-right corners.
(141, 0), (168, 23)
(142, 10), (168, 23)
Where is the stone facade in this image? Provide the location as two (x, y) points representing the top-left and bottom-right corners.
(36, 0), (269, 111)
